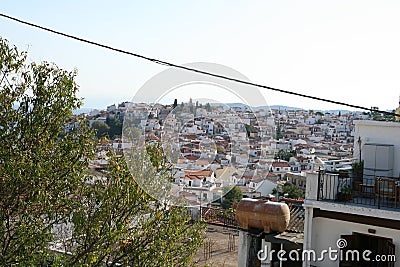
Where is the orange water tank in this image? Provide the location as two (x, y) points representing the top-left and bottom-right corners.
(236, 198), (290, 233)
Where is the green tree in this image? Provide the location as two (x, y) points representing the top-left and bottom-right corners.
(105, 116), (122, 139)
(92, 120), (110, 138)
(351, 160), (364, 182)
(276, 124), (283, 140)
(273, 182), (304, 199)
(65, 149), (205, 266)
(205, 102), (211, 112)
(383, 109), (396, 121)
(371, 106), (384, 121)
(145, 141), (174, 182)
(189, 98), (194, 113)
(274, 149), (295, 161)
(221, 186), (243, 209)
(0, 37), (205, 266)
(0, 37), (94, 265)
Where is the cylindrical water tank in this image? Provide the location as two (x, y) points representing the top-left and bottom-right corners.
(236, 198), (290, 233)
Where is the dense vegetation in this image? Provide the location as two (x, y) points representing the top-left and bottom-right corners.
(0, 37), (205, 266)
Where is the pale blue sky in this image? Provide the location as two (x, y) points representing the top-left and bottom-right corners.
(1, 1), (400, 111)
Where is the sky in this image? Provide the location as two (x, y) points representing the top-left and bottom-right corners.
(1, 1), (400, 111)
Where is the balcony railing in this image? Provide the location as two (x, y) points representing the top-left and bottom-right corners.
(317, 172), (400, 210)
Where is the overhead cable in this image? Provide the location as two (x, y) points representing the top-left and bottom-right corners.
(0, 13), (398, 117)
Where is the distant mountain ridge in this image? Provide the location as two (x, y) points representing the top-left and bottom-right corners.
(75, 103), (360, 115)
(226, 103), (356, 114)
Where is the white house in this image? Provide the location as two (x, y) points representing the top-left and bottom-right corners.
(247, 177), (277, 197)
(234, 153), (249, 166)
(303, 120), (400, 267)
(214, 166), (240, 187)
(182, 169), (215, 186)
(270, 161), (292, 179)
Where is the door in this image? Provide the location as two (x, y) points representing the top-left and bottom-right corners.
(339, 233), (395, 267)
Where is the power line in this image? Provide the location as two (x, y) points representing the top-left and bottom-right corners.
(0, 13), (398, 117)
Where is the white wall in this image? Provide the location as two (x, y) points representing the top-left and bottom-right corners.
(310, 217), (400, 267)
(354, 120), (400, 177)
(255, 180), (277, 197)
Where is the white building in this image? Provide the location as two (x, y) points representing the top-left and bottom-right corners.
(303, 120), (400, 267)
(270, 161), (292, 179)
(247, 177), (277, 197)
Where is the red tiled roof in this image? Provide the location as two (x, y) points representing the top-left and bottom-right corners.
(184, 169), (213, 180)
(184, 155), (199, 160)
(266, 172), (279, 177)
(185, 175), (202, 180)
(185, 169), (212, 176)
(272, 162), (291, 167)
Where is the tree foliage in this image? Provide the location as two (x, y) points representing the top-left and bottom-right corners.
(221, 186), (243, 209)
(0, 37), (94, 265)
(105, 116), (122, 139)
(276, 124), (283, 140)
(273, 182), (304, 199)
(92, 120), (110, 139)
(205, 102), (211, 112)
(91, 117), (122, 140)
(274, 149), (295, 161)
(0, 37), (205, 266)
(244, 124), (257, 138)
(63, 153), (205, 266)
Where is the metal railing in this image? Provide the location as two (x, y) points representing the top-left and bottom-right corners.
(317, 171), (400, 210)
(200, 207), (237, 228)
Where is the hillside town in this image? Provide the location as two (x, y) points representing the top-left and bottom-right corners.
(68, 97), (400, 266)
(84, 100), (395, 205)
(4, 2), (400, 266)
